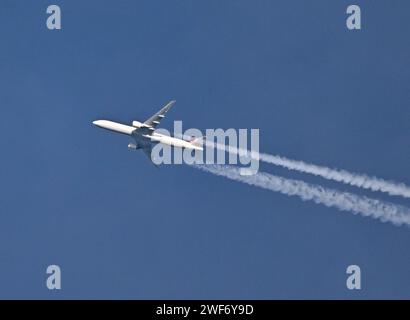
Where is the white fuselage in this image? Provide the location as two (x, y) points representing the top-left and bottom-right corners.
(92, 120), (203, 151)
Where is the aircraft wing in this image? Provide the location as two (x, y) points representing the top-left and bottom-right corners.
(143, 100), (176, 129)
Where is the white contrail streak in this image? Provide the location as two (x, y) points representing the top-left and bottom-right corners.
(258, 153), (410, 199)
(205, 141), (410, 199)
(193, 164), (410, 227)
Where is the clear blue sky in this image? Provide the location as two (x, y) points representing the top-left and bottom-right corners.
(0, 0), (409, 299)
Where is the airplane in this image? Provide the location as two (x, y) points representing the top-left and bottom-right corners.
(92, 100), (204, 164)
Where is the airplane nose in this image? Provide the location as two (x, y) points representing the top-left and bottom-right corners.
(92, 120), (100, 126)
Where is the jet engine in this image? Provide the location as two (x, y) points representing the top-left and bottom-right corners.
(128, 143), (139, 150)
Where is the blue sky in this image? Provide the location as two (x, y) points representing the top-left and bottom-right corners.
(0, 0), (409, 299)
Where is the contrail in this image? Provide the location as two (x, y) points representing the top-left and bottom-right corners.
(204, 141), (410, 199)
(193, 164), (410, 227)
(258, 153), (410, 199)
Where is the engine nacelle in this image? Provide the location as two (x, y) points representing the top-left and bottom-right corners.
(128, 143), (139, 150)
(132, 120), (143, 128)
